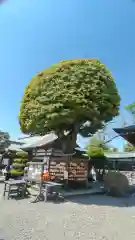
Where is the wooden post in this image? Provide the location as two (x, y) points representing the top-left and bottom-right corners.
(63, 155), (69, 189)
(39, 163), (44, 196)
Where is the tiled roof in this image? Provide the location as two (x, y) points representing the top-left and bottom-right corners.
(20, 136), (42, 144)
(113, 125), (135, 145)
(6, 144), (23, 152)
(21, 133), (57, 149)
(113, 125), (135, 133)
(104, 152), (135, 158)
(75, 147), (135, 158)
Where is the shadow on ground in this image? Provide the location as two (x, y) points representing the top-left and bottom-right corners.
(67, 193), (135, 208)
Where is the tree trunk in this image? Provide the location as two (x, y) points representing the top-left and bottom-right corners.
(58, 123), (80, 153)
(66, 123), (80, 153)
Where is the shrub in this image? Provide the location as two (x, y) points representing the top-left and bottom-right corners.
(16, 151), (28, 158)
(10, 169), (24, 176)
(13, 158), (23, 164)
(21, 158), (28, 164)
(12, 163), (25, 169)
(11, 150), (28, 178)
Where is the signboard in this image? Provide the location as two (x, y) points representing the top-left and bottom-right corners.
(49, 157), (88, 182)
(68, 159), (88, 181)
(49, 157), (67, 180)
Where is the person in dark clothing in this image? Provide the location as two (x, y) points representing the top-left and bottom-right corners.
(5, 164), (11, 181)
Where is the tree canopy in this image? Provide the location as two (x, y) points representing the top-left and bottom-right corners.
(19, 59), (120, 150)
(0, 130), (10, 153)
(86, 136), (118, 157)
(125, 101), (135, 121)
(124, 142), (135, 152)
(86, 135), (118, 174)
(86, 136), (107, 157)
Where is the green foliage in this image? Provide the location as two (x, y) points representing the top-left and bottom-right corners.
(13, 158), (23, 164)
(11, 151), (28, 177)
(12, 163), (25, 169)
(0, 131), (10, 153)
(16, 151), (28, 158)
(13, 157), (27, 164)
(87, 145), (104, 157)
(125, 101), (135, 120)
(124, 143), (135, 152)
(86, 136), (109, 157)
(21, 158), (28, 164)
(10, 169), (24, 176)
(19, 59), (120, 137)
(86, 136), (107, 171)
(86, 136), (118, 170)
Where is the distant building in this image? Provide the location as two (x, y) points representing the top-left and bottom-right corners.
(113, 124), (135, 146)
(104, 152), (135, 171)
(6, 125), (135, 171)
(104, 124), (135, 170)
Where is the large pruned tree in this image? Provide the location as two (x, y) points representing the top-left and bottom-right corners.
(19, 59), (120, 152)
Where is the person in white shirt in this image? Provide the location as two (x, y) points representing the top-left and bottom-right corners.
(91, 166), (97, 181)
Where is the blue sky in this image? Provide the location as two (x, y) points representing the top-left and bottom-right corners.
(0, 0), (135, 149)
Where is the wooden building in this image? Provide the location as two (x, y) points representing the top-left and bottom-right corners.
(113, 125), (135, 146)
(104, 152), (135, 171)
(104, 125), (135, 171)
(21, 133), (89, 184)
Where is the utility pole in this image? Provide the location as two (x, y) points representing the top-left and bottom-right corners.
(122, 116), (128, 152)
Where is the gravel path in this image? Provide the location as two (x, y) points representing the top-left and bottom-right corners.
(1, 183), (135, 240)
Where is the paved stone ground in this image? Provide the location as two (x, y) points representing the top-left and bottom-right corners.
(1, 183), (135, 240)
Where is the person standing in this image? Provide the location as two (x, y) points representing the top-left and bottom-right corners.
(5, 164), (11, 181)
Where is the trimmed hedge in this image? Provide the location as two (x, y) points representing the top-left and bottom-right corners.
(13, 158), (23, 164)
(16, 151), (28, 158)
(10, 169), (24, 176)
(12, 163), (25, 169)
(10, 151), (28, 178)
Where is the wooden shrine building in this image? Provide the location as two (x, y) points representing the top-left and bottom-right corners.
(113, 125), (135, 146)
(108, 125), (135, 170)
(20, 133), (89, 184)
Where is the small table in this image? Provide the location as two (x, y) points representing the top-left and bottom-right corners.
(25, 178), (63, 203)
(43, 181), (63, 203)
(3, 180), (28, 199)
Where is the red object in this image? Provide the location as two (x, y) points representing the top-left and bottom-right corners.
(41, 172), (50, 180)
